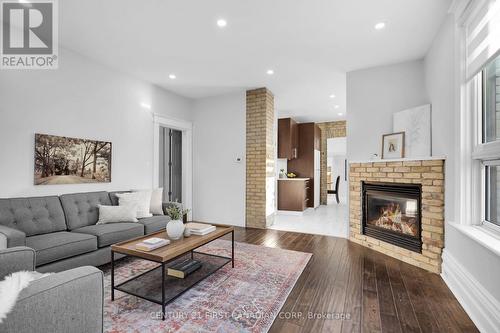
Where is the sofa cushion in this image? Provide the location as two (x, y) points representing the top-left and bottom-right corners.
(26, 231), (97, 266)
(0, 197), (67, 236)
(139, 216), (171, 234)
(72, 223), (144, 248)
(60, 192), (112, 230)
(109, 191), (130, 206)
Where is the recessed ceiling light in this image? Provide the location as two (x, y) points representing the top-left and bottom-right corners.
(334, 105), (340, 109)
(329, 94), (336, 99)
(140, 103), (151, 110)
(217, 19), (227, 28)
(374, 22), (386, 30)
(338, 112), (343, 116)
(169, 74), (176, 79)
(266, 69), (274, 75)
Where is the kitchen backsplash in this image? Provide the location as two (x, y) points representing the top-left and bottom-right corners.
(277, 158), (288, 178)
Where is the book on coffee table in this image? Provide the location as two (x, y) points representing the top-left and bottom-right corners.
(135, 238), (170, 251)
(185, 222), (216, 235)
(167, 259), (202, 278)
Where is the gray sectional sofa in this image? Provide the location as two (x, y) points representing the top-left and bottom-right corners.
(0, 191), (173, 272)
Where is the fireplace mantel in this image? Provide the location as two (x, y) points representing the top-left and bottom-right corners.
(349, 159), (445, 273)
(349, 156), (446, 164)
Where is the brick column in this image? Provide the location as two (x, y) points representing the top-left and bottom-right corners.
(246, 88), (275, 228)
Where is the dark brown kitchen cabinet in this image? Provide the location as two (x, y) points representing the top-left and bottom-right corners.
(278, 118), (298, 160)
(287, 123), (321, 207)
(278, 179), (309, 211)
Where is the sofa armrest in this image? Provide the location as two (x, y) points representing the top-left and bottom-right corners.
(0, 247), (35, 280)
(0, 266), (104, 333)
(0, 225), (26, 249)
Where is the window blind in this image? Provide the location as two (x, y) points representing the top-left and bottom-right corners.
(466, 0), (500, 79)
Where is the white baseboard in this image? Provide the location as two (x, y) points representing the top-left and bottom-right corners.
(442, 249), (500, 333)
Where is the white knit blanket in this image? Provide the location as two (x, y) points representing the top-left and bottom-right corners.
(0, 271), (51, 323)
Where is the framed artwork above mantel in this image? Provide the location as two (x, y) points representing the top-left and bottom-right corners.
(393, 104), (432, 158)
(381, 132), (405, 159)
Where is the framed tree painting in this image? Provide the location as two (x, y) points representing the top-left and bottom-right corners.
(382, 132), (405, 159)
(34, 133), (112, 185)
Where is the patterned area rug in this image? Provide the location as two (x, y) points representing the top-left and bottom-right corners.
(102, 239), (312, 333)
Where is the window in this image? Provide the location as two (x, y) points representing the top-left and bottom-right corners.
(473, 54), (500, 228)
(482, 57), (500, 143)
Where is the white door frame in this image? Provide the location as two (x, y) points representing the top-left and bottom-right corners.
(153, 114), (193, 219)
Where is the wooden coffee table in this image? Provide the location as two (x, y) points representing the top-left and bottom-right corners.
(110, 225), (234, 319)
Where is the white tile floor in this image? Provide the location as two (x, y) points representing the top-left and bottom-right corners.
(269, 195), (349, 238)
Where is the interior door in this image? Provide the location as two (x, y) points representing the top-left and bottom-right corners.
(159, 127), (182, 202)
(170, 130), (182, 202)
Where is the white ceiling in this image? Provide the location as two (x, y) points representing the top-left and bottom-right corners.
(59, 0), (451, 122)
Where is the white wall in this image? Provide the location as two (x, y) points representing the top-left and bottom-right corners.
(424, 15), (456, 223)
(445, 224), (500, 299)
(426, 15), (500, 331)
(346, 60), (428, 160)
(192, 92), (246, 227)
(0, 48), (192, 198)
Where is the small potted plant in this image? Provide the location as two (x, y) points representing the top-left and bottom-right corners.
(164, 204), (190, 240)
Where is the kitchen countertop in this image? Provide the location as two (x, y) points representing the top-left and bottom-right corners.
(277, 178), (310, 181)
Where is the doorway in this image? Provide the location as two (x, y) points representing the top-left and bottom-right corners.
(270, 136), (348, 237)
(153, 114), (193, 217)
(326, 137), (347, 205)
(159, 127), (182, 202)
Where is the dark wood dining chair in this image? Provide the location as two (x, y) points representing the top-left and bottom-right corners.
(327, 176), (341, 204)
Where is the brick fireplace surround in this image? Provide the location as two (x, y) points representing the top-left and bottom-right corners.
(349, 159), (445, 273)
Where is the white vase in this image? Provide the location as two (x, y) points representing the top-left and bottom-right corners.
(166, 219), (185, 240)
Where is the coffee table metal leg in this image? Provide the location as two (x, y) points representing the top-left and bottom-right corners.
(161, 262), (165, 320)
(111, 250), (115, 301)
(232, 230), (234, 268)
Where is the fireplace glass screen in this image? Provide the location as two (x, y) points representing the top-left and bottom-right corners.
(362, 182), (422, 252)
(366, 194), (419, 237)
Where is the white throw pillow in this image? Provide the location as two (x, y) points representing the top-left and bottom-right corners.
(150, 188), (164, 215)
(97, 205), (138, 224)
(117, 192), (152, 219)
(132, 188), (164, 215)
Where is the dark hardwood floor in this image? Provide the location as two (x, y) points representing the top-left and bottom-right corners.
(227, 227), (478, 333)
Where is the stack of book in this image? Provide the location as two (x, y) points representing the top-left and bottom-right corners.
(185, 222), (216, 235)
(135, 237), (170, 251)
(167, 259), (202, 278)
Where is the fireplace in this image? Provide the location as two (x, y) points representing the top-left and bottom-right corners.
(362, 182), (422, 253)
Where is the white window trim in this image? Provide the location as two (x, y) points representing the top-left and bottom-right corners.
(454, 0), (500, 237)
(470, 58), (500, 232)
(455, 0), (476, 227)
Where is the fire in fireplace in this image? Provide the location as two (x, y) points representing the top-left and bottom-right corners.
(362, 182), (422, 252)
